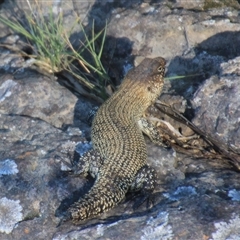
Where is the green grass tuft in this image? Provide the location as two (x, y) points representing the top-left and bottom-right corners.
(203, 0), (240, 10)
(0, 0), (112, 101)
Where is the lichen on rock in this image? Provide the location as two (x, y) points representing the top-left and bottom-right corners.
(211, 214), (240, 240)
(0, 197), (23, 234)
(141, 212), (173, 240)
(228, 189), (240, 201)
(163, 186), (197, 201)
(0, 159), (18, 176)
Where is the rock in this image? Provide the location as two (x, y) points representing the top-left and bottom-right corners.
(0, 113), (87, 238)
(0, 73), (77, 128)
(192, 56), (240, 150)
(0, 0), (240, 239)
(173, 0), (205, 10)
(104, 2), (240, 61)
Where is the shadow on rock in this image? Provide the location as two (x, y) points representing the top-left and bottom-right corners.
(167, 31), (240, 99)
(55, 175), (95, 219)
(196, 31), (240, 59)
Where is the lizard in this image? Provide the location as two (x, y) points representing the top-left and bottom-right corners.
(64, 57), (166, 224)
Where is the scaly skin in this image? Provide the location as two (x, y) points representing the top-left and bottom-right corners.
(68, 57), (166, 223)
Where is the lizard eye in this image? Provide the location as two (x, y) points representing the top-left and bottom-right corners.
(157, 66), (164, 73)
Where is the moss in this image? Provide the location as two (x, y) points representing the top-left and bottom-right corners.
(203, 0), (240, 10)
(203, 0), (222, 9)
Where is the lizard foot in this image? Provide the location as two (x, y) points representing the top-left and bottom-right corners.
(129, 165), (157, 209)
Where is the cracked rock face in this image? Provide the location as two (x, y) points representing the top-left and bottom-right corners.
(0, 73), (77, 128)
(192, 57), (240, 150)
(1, 0), (240, 239)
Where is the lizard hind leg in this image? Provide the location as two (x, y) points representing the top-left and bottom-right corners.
(57, 149), (104, 224)
(129, 165), (157, 209)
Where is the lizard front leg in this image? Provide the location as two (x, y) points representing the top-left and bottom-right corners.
(138, 117), (169, 147)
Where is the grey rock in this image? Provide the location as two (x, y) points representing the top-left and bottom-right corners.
(0, 73), (77, 128)
(53, 211), (173, 240)
(106, 2), (240, 61)
(0, 113), (87, 239)
(192, 56), (240, 150)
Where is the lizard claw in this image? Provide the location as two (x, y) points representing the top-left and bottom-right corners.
(132, 191), (156, 210)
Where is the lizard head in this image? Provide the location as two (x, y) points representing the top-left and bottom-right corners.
(142, 57), (166, 95)
(124, 57), (166, 104)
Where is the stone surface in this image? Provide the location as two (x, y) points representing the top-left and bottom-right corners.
(0, 72), (77, 128)
(0, 0), (240, 239)
(192, 56), (240, 150)
(192, 57), (240, 149)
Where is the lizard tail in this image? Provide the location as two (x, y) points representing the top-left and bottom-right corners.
(68, 178), (129, 223)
